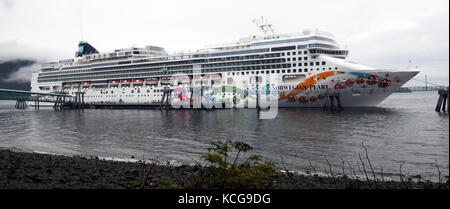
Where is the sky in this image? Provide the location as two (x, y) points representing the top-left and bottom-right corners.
(0, 0), (448, 86)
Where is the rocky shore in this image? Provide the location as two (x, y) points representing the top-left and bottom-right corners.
(0, 149), (448, 189)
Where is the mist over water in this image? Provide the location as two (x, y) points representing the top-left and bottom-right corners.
(0, 91), (448, 181)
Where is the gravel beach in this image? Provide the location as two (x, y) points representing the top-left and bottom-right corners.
(0, 149), (447, 189)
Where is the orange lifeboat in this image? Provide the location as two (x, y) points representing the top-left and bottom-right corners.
(161, 77), (172, 84)
(120, 79), (131, 83)
(145, 78), (159, 84)
(133, 79), (144, 83)
(202, 75), (210, 81)
(109, 80), (120, 85)
(177, 75), (192, 82)
(210, 74), (222, 80)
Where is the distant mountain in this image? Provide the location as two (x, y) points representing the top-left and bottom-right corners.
(0, 59), (35, 91)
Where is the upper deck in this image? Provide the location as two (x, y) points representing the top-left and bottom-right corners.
(38, 30), (347, 73)
(33, 28), (353, 85)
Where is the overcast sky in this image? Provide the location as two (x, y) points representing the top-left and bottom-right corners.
(0, 0), (448, 86)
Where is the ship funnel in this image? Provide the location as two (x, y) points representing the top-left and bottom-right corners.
(76, 41), (99, 57)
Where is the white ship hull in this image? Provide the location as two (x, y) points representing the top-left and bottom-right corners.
(30, 27), (419, 109)
(32, 70), (416, 108)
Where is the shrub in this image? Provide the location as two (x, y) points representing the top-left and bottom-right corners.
(188, 140), (280, 189)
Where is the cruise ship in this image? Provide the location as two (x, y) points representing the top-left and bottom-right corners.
(31, 19), (419, 108)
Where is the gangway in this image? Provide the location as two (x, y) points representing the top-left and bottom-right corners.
(0, 88), (75, 110)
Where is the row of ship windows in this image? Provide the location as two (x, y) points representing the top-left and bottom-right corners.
(42, 64), (339, 86)
(41, 53), (283, 76)
(44, 50), (326, 80)
(193, 48), (270, 58)
(287, 57), (309, 61)
(292, 61), (326, 67)
(39, 67), (340, 83)
(40, 60), (326, 82)
(41, 64), (192, 77)
(281, 51), (308, 56)
(38, 51), (333, 83)
(274, 45), (339, 53)
(85, 95), (162, 98)
(39, 57), (307, 79)
(201, 58), (285, 68)
(41, 43), (340, 76)
(280, 49), (347, 57)
(88, 89), (165, 94)
(37, 64), (292, 82)
(40, 65), (190, 79)
(309, 49), (348, 56)
(225, 67), (338, 76)
(39, 57), (291, 80)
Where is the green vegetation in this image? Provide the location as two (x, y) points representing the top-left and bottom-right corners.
(187, 140), (280, 189)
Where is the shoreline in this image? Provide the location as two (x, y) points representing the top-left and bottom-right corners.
(0, 149), (448, 189)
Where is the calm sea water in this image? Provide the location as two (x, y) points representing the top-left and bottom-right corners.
(0, 91), (448, 181)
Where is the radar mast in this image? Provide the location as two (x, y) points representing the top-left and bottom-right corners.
(252, 16), (278, 39)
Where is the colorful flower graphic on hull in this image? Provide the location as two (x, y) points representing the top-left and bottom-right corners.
(334, 82), (346, 90)
(356, 76), (365, 84)
(279, 71), (344, 101)
(346, 78), (355, 86)
(378, 79), (391, 88)
(367, 75), (379, 85)
(298, 96), (308, 104)
(288, 95), (296, 102)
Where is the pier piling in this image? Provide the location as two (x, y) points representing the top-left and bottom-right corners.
(73, 92), (86, 109)
(160, 88), (173, 111)
(436, 88), (449, 113)
(323, 93), (343, 113)
(34, 97), (40, 110)
(15, 100), (27, 109)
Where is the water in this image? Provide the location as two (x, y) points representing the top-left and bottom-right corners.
(0, 91), (448, 181)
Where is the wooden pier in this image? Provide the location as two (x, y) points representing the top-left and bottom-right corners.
(435, 87), (449, 113)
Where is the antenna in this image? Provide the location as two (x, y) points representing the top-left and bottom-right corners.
(252, 16), (276, 38)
